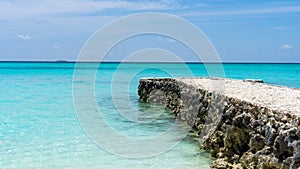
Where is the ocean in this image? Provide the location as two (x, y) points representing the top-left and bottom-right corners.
(0, 62), (299, 169)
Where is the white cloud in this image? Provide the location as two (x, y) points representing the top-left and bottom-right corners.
(166, 38), (176, 43)
(279, 44), (293, 49)
(274, 26), (290, 30)
(52, 45), (60, 49)
(157, 37), (176, 43)
(17, 34), (31, 41)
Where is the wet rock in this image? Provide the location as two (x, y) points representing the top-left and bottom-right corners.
(244, 79), (264, 83)
(249, 134), (265, 152)
(224, 125), (250, 155)
(240, 151), (258, 169)
(256, 155), (281, 169)
(211, 158), (232, 169)
(265, 124), (277, 146)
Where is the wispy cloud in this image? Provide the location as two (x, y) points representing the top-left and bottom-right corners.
(274, 26), (292, 30)
(182, 6), (300, 17)
(279, 44), (293, 49)
(0, 0), (183, 19)
(3, 1), (299, 20)
(157, 37), (176, 43)
(17, 34), (31, 41)
(52, 45), (60, 49)
(166, 38), (176, 43)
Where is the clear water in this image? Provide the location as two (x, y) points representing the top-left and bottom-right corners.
(0, 62), (299, 169)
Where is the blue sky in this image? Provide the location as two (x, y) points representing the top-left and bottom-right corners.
(0, 0), (300, 62)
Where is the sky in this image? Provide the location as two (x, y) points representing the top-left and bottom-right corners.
(0, 0), (300, 62)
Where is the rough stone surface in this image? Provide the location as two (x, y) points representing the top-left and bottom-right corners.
(138, 77), (300, 169)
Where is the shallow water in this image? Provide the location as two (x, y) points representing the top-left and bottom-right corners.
(0, 62), (299, 168)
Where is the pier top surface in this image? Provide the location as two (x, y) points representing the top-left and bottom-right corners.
(141, 77), (300, 115)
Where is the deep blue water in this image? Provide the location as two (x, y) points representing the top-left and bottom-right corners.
(0, 62), (299, 168)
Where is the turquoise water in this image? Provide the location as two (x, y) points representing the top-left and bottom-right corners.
(0, 63), (299, 169)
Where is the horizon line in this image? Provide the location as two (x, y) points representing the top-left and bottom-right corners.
(0, 60), (299, 64)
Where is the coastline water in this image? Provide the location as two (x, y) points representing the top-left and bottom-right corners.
(0, 62), (299, 168)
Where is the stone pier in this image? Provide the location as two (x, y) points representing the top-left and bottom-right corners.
(138, 77), (300, 169)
